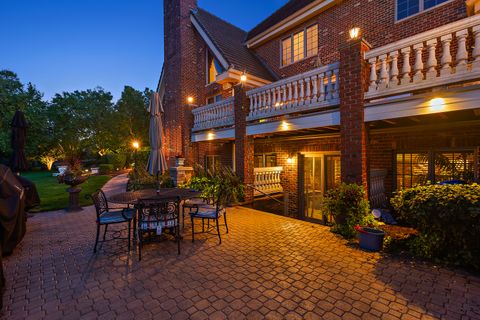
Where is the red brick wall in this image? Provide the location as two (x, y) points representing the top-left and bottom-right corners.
(193, 141), (234, 169)
(339, 39), (370, 191)
(253, 0), (467, 78)
(369, 123), (480, 197)
(255, 135), (341, 216)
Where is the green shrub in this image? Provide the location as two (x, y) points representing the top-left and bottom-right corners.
(182, 165), (244, 205)
(322, 183), (375, 239)
(99, 164), (114, 174)
(127, 168), (174, 191)
(101, 153), (127, 169)
(391, 184), (480, 270)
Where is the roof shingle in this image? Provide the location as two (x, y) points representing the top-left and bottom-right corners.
(192, 8), (276, 82)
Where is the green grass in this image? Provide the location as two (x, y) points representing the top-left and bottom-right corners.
(21, 171), (111, 213)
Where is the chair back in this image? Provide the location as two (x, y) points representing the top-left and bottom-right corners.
(137, 197), (181, 231)
(89, 189), (109, 219)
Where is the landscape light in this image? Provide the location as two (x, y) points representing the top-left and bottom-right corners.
(132, 141), (140, 149)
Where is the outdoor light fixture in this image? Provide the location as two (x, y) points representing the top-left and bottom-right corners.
(207, 132), (215, 140)
(240, 73), (247, 82)
(132, 141), (140, 149)
(281, 121), (289, 131)
(287, 156), (294, 164)
(429, 97), (446, 111)
(187, 96), (194, 104)
(349, 27), (361, 40)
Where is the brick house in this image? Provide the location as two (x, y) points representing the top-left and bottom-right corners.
(159, 0), (480, 221)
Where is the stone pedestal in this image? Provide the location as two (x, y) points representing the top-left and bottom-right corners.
(67, 187), (83, 212)
(169, 166), (194, 187)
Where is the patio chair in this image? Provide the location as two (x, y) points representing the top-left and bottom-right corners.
(89, 189), (135, 253)
(188, 190), (229, 244)
(136, 197), (182, 260)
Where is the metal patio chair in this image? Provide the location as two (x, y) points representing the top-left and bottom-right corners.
(89, 189), (135, 253)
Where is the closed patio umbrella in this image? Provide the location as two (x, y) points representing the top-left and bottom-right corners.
(146, 93), (168, 183)
(10, 110), (28, 173)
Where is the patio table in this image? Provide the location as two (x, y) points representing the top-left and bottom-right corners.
(108, 188), (201, 205)
(107, 188), (202, 235)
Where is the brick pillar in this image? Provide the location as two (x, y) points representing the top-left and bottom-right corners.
(234, 84), (254, 203)
(339, 38), (370, 194)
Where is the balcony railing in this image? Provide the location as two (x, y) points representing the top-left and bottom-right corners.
(246, 62), (340, 121)
(253, 166), (283, 196)
(365, 15), (480, 99)
(192, 97), (234, 132)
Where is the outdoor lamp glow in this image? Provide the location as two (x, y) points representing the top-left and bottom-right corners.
(132, 141), (140, 149)
(187, 96), (194, 104)
(349, 27), (361, 40)
(240, 74), (247, 82)
(287, 157), (294, 164)
(281, 121), (289, 131)
(429, 98), (446, 111)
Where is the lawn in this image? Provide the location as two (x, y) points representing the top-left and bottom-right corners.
(21, 171), (111, 213)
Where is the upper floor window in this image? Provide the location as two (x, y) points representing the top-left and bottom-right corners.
(206, 94), (222, 105)
(396, 0), (449, 20)
(281, 24), (318, 67)
(207, 51), (225, 84)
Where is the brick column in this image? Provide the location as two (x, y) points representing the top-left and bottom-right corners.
(234, 84), (254, 203)
(339, 38), (370, 194)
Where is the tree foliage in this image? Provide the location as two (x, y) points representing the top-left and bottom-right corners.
(0, 69), (152, 166)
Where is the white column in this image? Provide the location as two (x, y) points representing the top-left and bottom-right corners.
(455, 29), (468, 74)
(400, 47), (412, 85)
(378, 54), (388, 89)
(319, 73), (325, 101)
(425, 39), (438, 80)
(326, 71), (333, 100)
(333, 68), (339, 99)
(389, 51), (399, 87)
(311, 75), (318, 102)
(299, 79), (305, 106)
(440, 34), (453, 77)
(368, 58), (378, 93)
(412, 43), (424, 82)
(473, 25), (480, 71)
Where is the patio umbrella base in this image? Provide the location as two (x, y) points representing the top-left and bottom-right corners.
(66, 187), (83, 212)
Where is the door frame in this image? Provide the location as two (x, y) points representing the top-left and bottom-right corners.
(298, 151), (341, 223)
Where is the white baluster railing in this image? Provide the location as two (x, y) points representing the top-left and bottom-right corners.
(246, 62), (340, 121)
(365, 15), (480, 99)
(192, 97), (234, 132)
(253, 167), (284, 196)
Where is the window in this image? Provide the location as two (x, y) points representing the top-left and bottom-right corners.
(206, 94), (222, 105)
(254, 153), (277, 168)
(396, 0), (448, 20)
(281, 24), (318, 66)
(395, 150), (475, 189)
(205, 155), (221, 173)
(207, 51), (225, 84)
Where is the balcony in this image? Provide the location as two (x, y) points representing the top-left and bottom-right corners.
(253, 167), (283, 196)
(192, 97), (234, 132)
(365, 15), (480, 99)
(246, 62), (340, 121)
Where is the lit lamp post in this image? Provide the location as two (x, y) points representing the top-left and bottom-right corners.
(132, 141), (140, 172)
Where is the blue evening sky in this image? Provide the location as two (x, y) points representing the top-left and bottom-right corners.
(0, 0), (288, 101)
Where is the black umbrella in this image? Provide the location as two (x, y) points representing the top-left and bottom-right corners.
(10, 110), (28, 172)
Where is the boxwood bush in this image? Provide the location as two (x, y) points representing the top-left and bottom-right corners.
(391, 184), (480, 270)
(322, 183), (375, 239)
(98, 164), (114, 174)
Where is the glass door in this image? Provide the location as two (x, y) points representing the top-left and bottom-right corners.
(301, 154), (341, 223)
(303, 156), (323, 221)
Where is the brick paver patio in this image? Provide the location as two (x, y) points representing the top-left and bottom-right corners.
(2, 175), (480, 319)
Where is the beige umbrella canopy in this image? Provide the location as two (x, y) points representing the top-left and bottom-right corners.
(146, 93), (168, 179)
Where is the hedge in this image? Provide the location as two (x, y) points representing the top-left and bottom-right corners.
(391, 183), (480, 270)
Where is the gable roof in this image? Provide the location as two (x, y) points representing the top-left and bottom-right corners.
(191, 8), (276, 82)
(246, 0), (317, 41)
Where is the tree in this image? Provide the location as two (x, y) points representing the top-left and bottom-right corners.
(113, 86), (151, 150)
(48, 87), (115, 156)
(0, 70), (51, 160)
